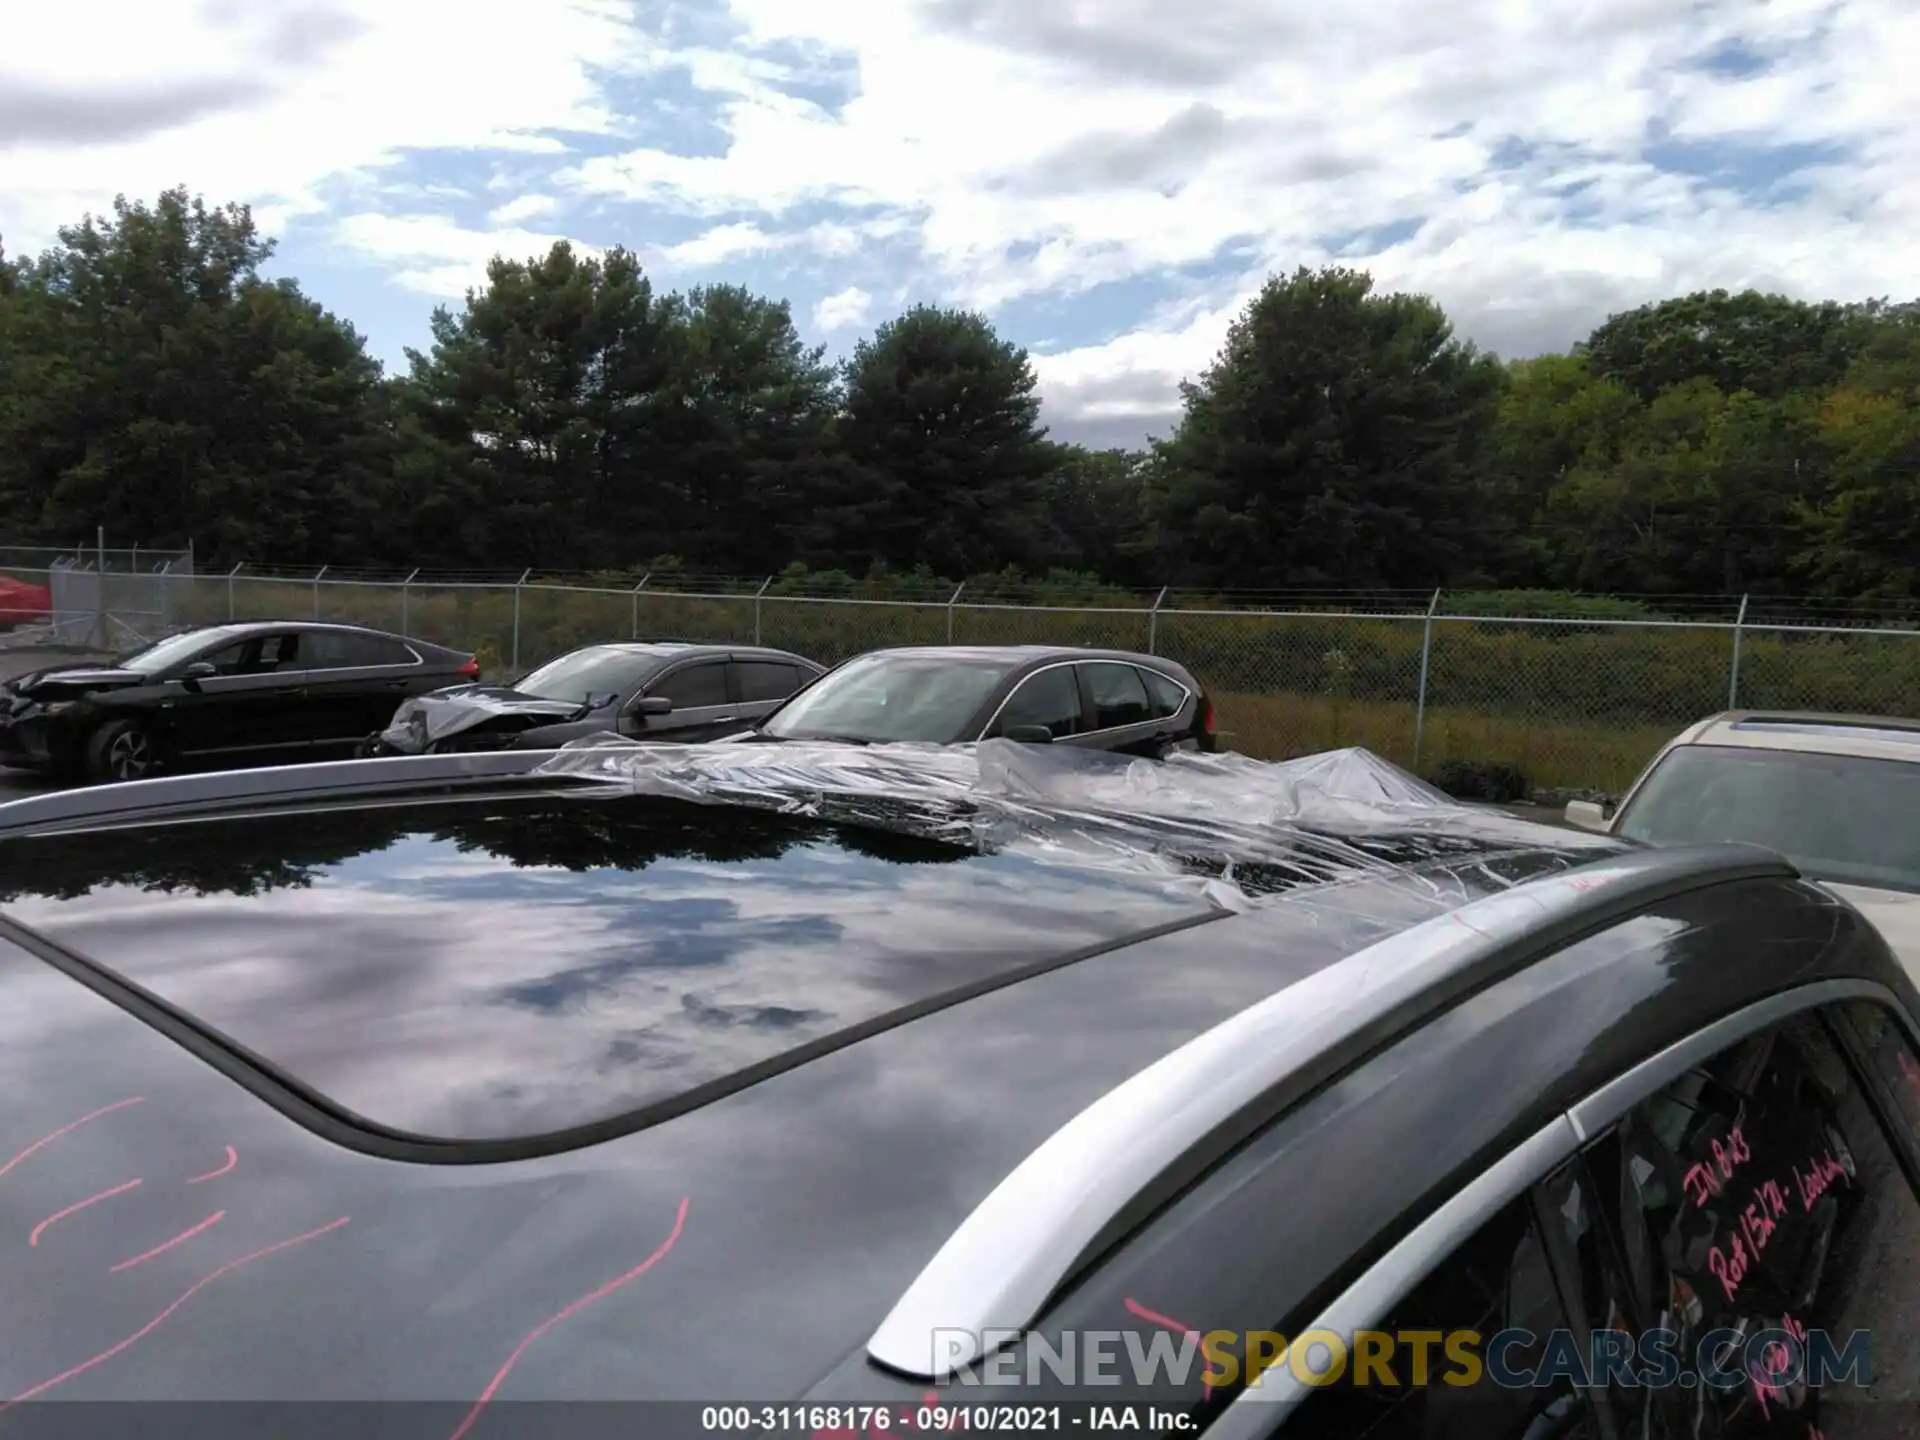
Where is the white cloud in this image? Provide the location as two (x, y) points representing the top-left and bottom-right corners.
(487, 193), (560, 226)
(4, 0), (1917, 440)
(332, 213), (600, 296)
(812, 285), (873, 331)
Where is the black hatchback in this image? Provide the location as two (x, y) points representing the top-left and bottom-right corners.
(0, 622), (477, 783)
(731, 645), (1217, 755)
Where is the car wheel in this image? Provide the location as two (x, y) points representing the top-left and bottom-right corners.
(85, 720), (160, 784)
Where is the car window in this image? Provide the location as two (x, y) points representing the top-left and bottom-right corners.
(303, 630), (414, 668)
(733, 660), (803, 704)
(256, 634), (300, 669)
(759, 652), (1015, 743)
(1280, 1193), (1605, 1438)
(1614, 744), (1920, 894)
(516, 647), (666, 705)
(1139, 667), (1188, 719)
(116, 627), (248, 675)
(1832, 1000), (1920, 1148)
(1082, 661), (1153, 730)
(995, 666), (1083, 738)
(196, 640), (255, 677)
(651, 662), (727, 709)
(1577, 1004), (1920, 1435)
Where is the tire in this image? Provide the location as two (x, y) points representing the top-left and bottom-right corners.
(85, 719), (160, 784)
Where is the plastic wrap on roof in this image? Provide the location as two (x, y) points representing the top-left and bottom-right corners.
(531, 738), (1617, 909)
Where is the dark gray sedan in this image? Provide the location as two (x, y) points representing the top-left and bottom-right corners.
(372, 641), (824, 754)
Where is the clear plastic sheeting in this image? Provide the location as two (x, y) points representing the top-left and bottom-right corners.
(379, 687), (583, 753)
(532, 738), (1620, 909)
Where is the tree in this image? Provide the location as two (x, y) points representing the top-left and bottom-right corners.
(827, 305), (1058, 577)
(392, 242), (679, 569)
(648, 284), (840, 572)
(1145, 266), (1507, 591)
(1582, 290), (1861, 403)
(1035, 444), (1153, 583)
(0, 189), (390, 563)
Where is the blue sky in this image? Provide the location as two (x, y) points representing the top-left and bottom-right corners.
(3, 0), (1914, 448)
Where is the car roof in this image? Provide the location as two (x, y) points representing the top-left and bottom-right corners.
(560, 641), (812, 661)
(0, 754), (1904, 1404)
(1666, 709), (1920, 763)
(852, 645), (1184, 667)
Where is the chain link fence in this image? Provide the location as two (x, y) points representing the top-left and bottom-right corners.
(22, 561), (1920, 797)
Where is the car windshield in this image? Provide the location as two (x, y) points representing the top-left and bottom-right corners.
(115, 629), (242, 674)
(1615, 743), (1920, 894)
(514, 647), (665, 705)
(760, 652), (1015, 743)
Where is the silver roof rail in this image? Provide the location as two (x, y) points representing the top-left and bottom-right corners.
(0, 750), (579, 838)
(865, 842), (1797, 1379)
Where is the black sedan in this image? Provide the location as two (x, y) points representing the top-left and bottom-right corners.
(0, 621), (478, 783)
(371, 641), (824, 754)
(727, 644), (1217, 755)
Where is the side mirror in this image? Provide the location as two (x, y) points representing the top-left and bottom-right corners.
(1564, 800), (1612, 832)
(1003, 724), (1054, 744)
(177, 660), (218, 690)
(633, 696), (673, 716)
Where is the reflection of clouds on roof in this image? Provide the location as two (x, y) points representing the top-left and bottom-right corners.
(5, 794), (1209, 1142)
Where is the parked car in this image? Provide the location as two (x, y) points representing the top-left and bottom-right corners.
(1, 744), (1914, 1432)
(1566, 710), (1920, 974)
(0, 574), (51, 628)
(0, 621), (478, 783)
(370, 641), (824, 754)
(725, 644), (1217, 755)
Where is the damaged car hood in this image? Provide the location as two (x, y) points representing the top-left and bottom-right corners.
(4, 666), (147, 700)
(379, 683), (594, 753)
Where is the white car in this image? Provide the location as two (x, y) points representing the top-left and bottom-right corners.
(1566, 710), (1920, 973)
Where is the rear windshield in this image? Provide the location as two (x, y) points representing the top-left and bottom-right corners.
(0, 794), (1210, 1141)
(1615, 744), (1920, 894)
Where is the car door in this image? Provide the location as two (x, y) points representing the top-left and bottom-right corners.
(298, 629), (425, 749)
(163, 632), (309, 762)
(627, 659), (736, 742)
(1074, 660), (1168, 755)
(728, 658), (814, 730)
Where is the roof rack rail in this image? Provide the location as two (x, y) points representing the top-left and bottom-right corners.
(0, 750), (580, 839)
(865, 842), (1797, 1380)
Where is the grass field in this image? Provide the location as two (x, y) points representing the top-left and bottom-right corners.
(1213, 690), (1673, 794)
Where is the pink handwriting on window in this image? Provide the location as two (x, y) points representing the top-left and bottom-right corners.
(1897, 1050), (1920, 1104)
(1746, 1338), (1794, 1421)
(1682, 1124), (1753, 1207)
(1793, 1152), (1847, 1215)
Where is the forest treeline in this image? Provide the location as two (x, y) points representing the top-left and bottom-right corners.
(1, 188), (1916, 600)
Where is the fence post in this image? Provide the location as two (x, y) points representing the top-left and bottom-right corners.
(1412, 588), (1442, 770)
(157, 558), (173, 630)
(753, 576), (773, 646)
(946, 582), (966, 644)
(227, 562), (244, 622)
(400, 569), (418, 637)
(1147, 586), (1168, 655)
(1727, 593), (1750, 709)
(631, 572), (651, 639)
(94, 526), (108, 649)
(511, 569), (531, 675)
(313, 565), (328, 620)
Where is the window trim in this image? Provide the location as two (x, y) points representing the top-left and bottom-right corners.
(1208, 975), (1913, 1438)
(1204, 1116), (1582, 1437)
(977, 659), (1193, 741)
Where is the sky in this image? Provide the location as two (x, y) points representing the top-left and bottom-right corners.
(2, 0), (1916, 449)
